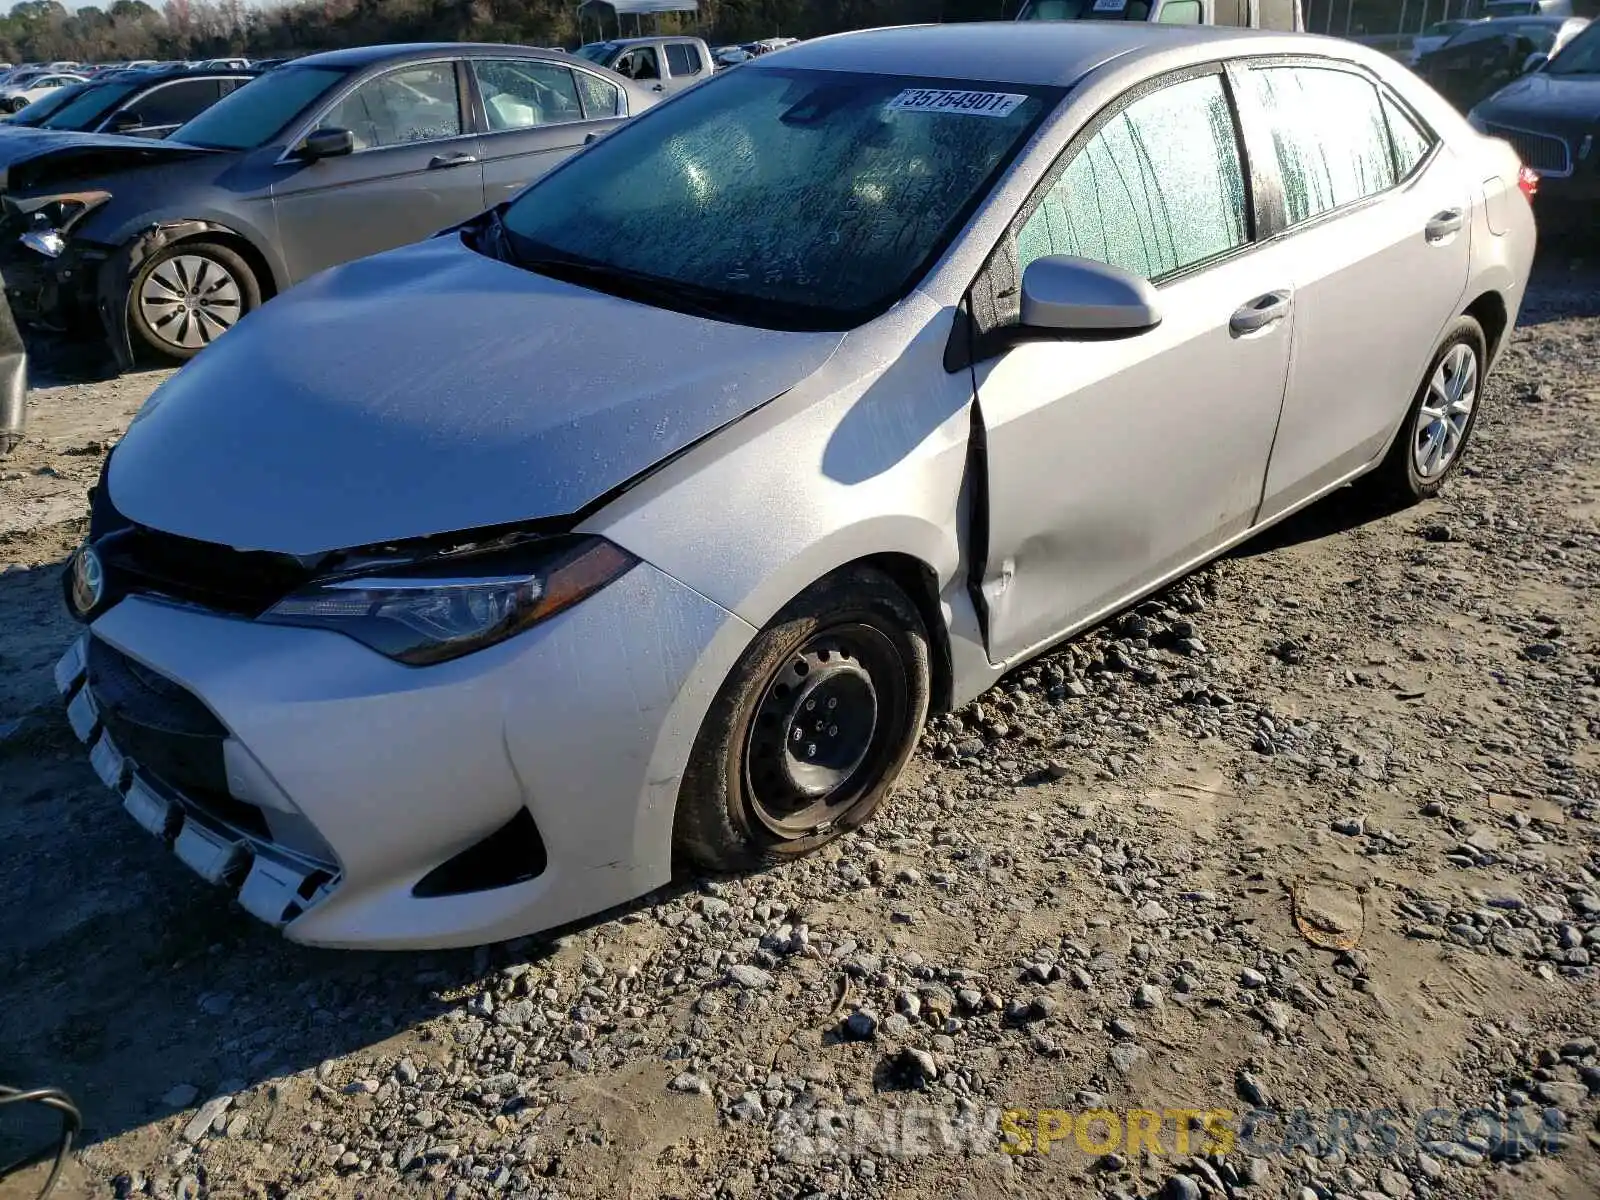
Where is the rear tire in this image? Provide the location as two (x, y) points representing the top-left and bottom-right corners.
(674, 566), (930, 873)
(1360, 315), (1486, 506)
(127, 240), (261, 364)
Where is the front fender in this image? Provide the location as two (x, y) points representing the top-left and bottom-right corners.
(90, 217), (282, 372)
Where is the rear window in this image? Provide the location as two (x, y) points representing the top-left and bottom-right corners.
(173, 65), (346, 150)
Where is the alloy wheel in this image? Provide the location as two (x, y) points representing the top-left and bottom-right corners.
(138, 254), (244, 351)
(1413, 341), (1478, 481)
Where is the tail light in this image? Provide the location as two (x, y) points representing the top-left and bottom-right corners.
(1517, 164), (1539, 200)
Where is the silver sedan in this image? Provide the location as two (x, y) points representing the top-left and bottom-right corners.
(57, 22), (1535, 948)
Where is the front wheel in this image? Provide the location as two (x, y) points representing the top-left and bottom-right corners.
(675, 566), (931, 872)
(127, 240), (261, 363)
(1361, 315), (1487, 506)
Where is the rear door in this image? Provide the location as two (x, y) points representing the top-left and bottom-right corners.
(271, 59), (485, 281)
(1240, 62), (1472, 520)
(468, 57), (625, 206)
(971, 68), (1296, 665)
(662, 42), (709, 93)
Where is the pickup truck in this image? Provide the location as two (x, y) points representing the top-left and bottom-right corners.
(1016, 0), (1302, 29)
(575, 36), (714, 95)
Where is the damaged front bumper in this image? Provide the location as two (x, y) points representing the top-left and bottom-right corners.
(54, 558), (754, 950)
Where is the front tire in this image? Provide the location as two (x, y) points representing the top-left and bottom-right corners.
(675, 566), (931, 872)
(127, 240), (260, 364)
(1362, 315), (1487, 506)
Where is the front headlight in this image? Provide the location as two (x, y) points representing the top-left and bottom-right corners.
(11, 190), (111, 258)
(261, 537), (637, 665)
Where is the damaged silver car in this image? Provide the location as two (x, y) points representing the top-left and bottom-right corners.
(59, 23), (1534, 948)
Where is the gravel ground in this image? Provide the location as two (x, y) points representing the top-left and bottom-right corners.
(0, 256), (1597, 1200)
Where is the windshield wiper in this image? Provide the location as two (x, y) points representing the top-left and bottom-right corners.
(516, 255), (738, 323)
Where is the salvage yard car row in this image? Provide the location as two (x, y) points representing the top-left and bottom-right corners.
(36, 21), (1541, 949)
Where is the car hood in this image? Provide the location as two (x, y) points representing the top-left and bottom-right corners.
(0, 129), (214, 190)
(1477, 72), (1600, 130)
(109, 235), (845, 556)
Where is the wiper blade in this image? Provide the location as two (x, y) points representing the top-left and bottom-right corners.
(466, 205), (519, 265)
(518, 256), (734, 322)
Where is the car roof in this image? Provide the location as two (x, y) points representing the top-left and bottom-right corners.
(104, 66), (259, 83)
(762, 22), (1271, 86)
(288, 42), (578, 69)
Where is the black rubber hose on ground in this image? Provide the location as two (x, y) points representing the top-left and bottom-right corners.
(0, 1084), (81, 1199)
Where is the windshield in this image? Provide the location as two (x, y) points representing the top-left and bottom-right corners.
(576, 42), (619, 63)
(1547, 21), (1600, 70)
(37, 77), (141, 129)
(5, 79), (92, 125)
(172, 65), (345, 150)
(497, 68), (1057, 331)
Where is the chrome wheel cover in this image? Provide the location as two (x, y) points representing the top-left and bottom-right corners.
(138, 254), (243, 351)
(1413, 342), (1478, 481)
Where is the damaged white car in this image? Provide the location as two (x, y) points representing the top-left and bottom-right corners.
(58, 22), (1533, 948)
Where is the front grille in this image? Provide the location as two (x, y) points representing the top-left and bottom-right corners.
(87, 637), (269, 839)
(1486, 124), (1572, 177)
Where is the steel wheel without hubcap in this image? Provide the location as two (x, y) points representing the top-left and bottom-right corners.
(743, 625), (908, 839)
(137, 254), (243, 352)
(1413, 342), (1477, 481)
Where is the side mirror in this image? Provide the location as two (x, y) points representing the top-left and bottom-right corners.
(107, 109), (141, 132)
(1019, 255), (1162, 336)
(297, 127), (354, 161)
(1521, 51), (1548, 73)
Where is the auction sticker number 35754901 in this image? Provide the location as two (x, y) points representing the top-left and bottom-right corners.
(885, 89), (1030, 117)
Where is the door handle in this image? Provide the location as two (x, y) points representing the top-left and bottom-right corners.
(651, 83), (665, 92)
(1425, 209), (1464, 241)
(1229, 290), (1292, 336)
(428, 152), (478, 169)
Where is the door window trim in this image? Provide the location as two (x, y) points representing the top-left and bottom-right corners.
(953, 60), (1263, 370)
(276, 56), (473, 164)
(1230, 55), (1442, 243)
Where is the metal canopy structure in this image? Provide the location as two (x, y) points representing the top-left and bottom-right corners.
(578, 0), (698, 14)
(577, 0), (698, 40)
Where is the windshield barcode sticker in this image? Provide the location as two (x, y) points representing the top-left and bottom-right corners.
(886, 89), (1029, 118)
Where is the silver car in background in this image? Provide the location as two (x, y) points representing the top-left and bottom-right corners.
(57, 23), (1535, 948)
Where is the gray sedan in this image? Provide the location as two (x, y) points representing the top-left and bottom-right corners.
(0, 43), (653, 366)
(58, 23), (1534, 948)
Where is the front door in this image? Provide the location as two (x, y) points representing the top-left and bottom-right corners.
(1242, 63), (1472, 519)
(272, 60), (485, 281)
(973, 70), (1293, 666)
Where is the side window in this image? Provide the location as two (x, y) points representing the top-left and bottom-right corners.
(472, 60), (583, 130)
(129, 79), (222, 127)
(319, 62), (462, 151)
(1245, 67), (1396, 225)
(1382, 93), (1435, 179)
(1016, 73), (1248, 282)
(665, 43), (702, 77)
(574, 70), (623, 118)
(219, 77), (247, 98)
(616, 47), (661, 81)
(1257, 0), (1298, 30)
(1157, 0), (1203, 21)
(1215, 0), (1249, 24)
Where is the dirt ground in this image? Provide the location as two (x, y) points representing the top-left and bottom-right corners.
(1, 257), (1597, 1200)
